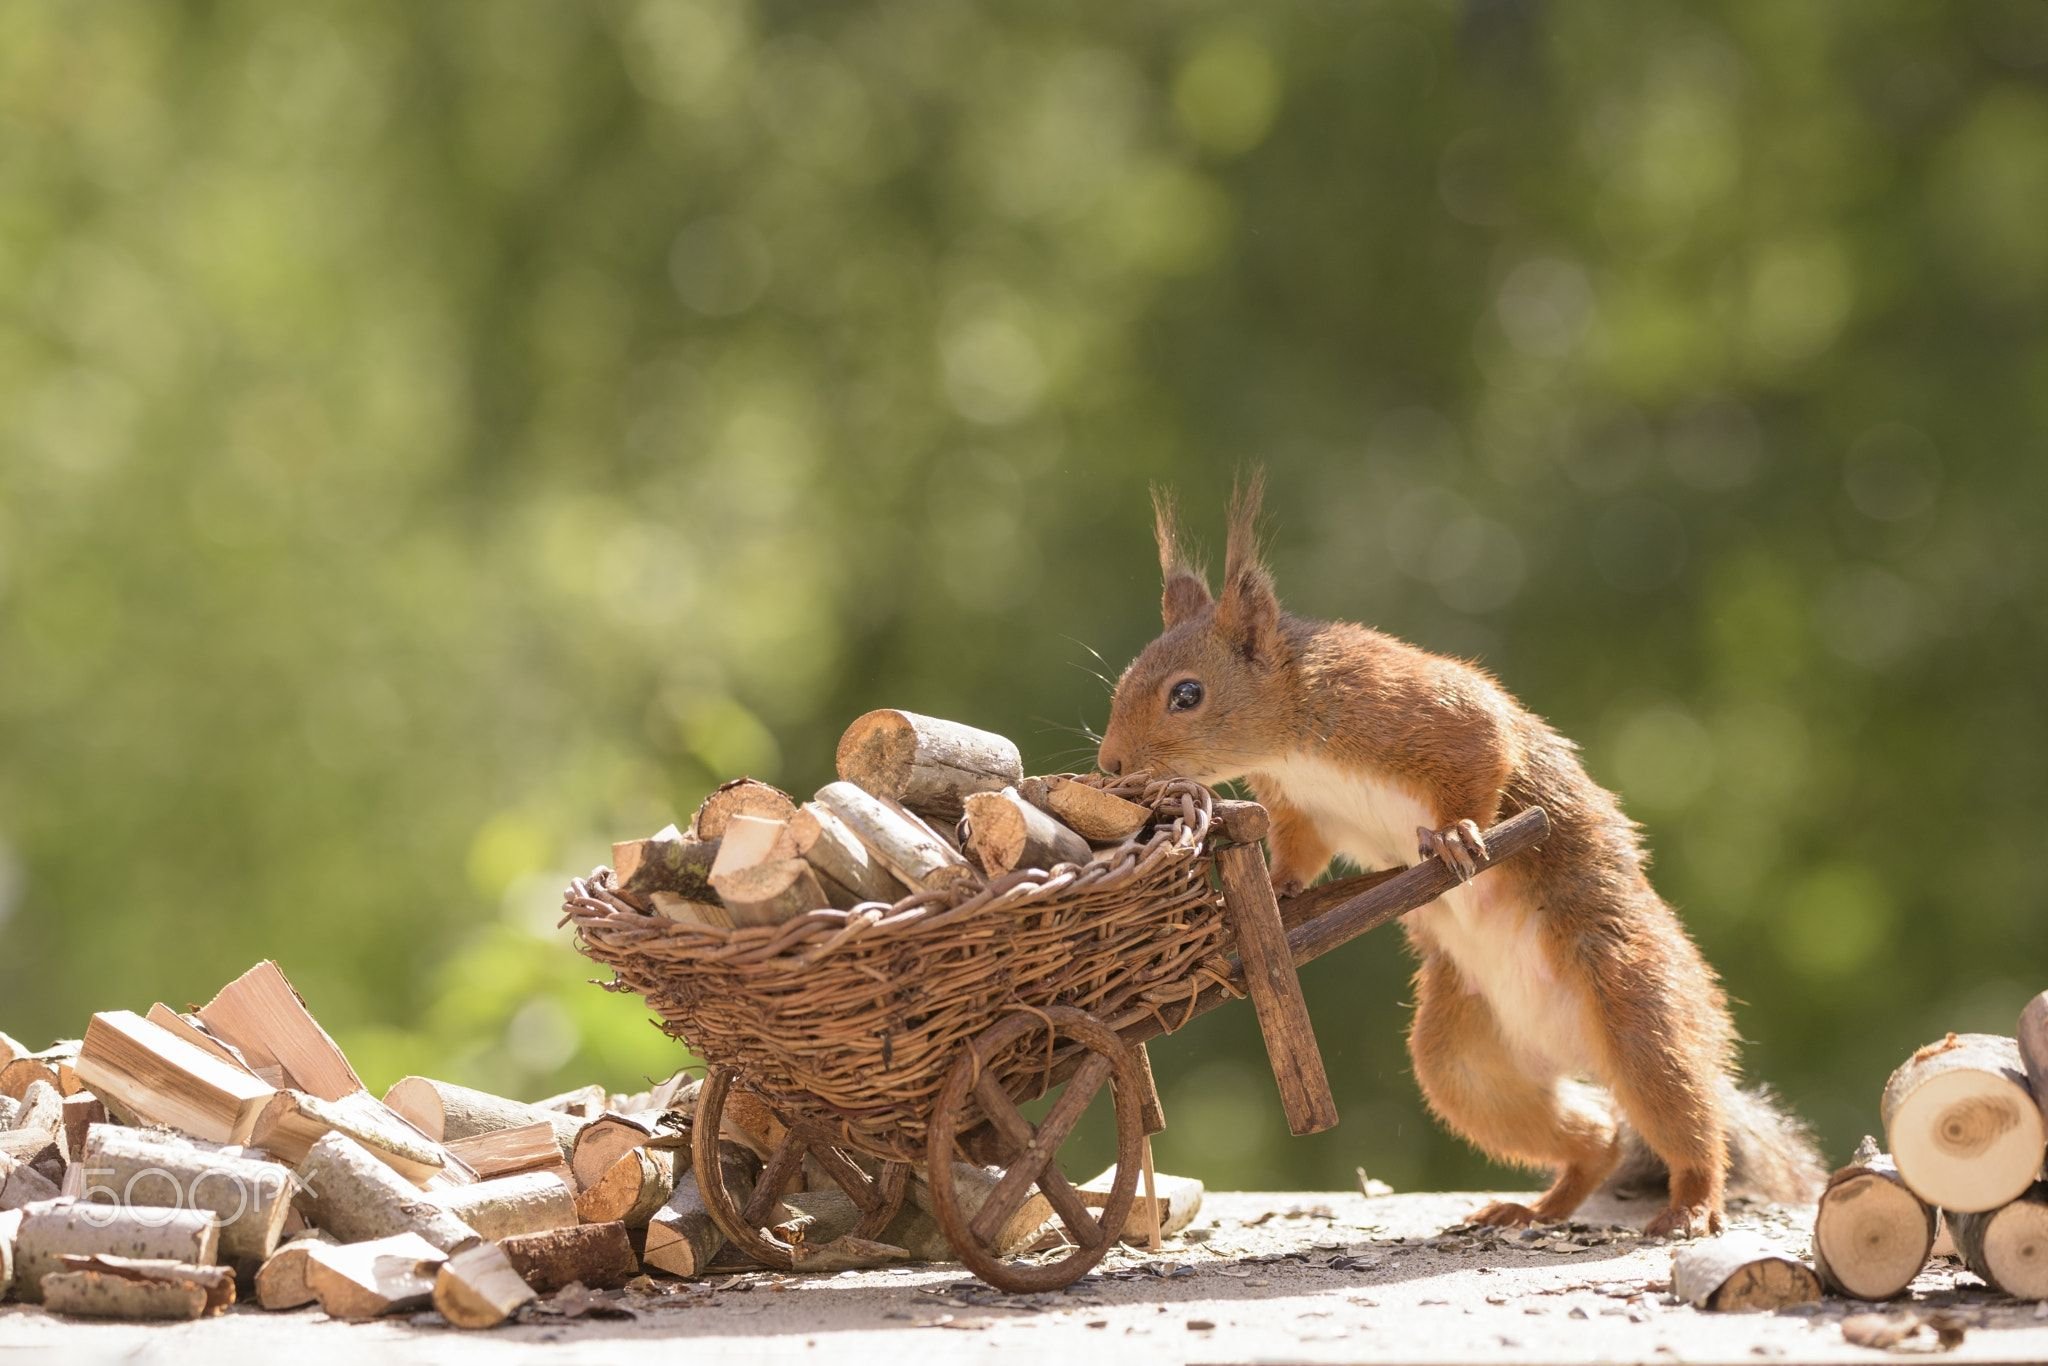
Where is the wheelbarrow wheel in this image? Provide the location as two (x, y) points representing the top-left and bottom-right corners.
(927, 1006), (1146, 1293)
(692, 1065), (911, 1270)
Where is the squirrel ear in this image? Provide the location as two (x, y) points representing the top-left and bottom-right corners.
(1215, 467), (1281, 661)
(1152, 484), (1213, 627)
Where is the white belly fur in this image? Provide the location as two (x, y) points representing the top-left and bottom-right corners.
(1261, 751), (1596, 1076)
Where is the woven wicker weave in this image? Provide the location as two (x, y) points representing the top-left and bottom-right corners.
(563, 775), (1237, 1163)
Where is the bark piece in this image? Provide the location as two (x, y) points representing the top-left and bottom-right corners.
(643, 1142), (755, 1278)
(1949, 1184), (2048, 1299)
(575, 1149), (676, 1228)
(961, 787), (1091, 876)
(254, 1231), (338, 1310)
(1811, 1148), (1935, 1300)
(780, 801), (909, 906)
(1079, 1164), (1205, 1243)
(710, 857), (830, 927)
(296, 1132), (480, 1251)
(445, 1122), (574, 1184)
(434, 1240), (537, 1329)
(303, 1231), (445, 1320)
(2020, 992), (2048, 1135)
(249, 1088), (457, 1185)
(1017, 777), (1152, 843)
(44, 1254), (235, 1320)
(195, 960), (365, 1101)
(835, 710), (1023, 822)
(74, 1010), (276, 1144)
(80, 1125), (294, 1266)
(13, 1203), (220, 1303)
(612, 824), (720, 906)
(812, 781), (979, 897)
(692, 778), (796, 840)
(497, 1221), (637, 1292)
(1881, 1033), (2044, 1212)
(432, 1171), (578, 1241)
(1672, 1235), (1822, 1310)
(570, 1109), (691, 1192)
(383, 1076), (584, 1159)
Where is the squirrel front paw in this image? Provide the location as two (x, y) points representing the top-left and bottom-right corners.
(1269, 870), (1308, 899)
(1417, 820), (1487, 882)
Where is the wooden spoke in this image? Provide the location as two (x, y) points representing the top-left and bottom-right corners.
(927, 1007), (1145, 1293)
(690, 1065), (910, 1272)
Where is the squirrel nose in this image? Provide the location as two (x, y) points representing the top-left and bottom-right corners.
(1100, 755), (1123, 776)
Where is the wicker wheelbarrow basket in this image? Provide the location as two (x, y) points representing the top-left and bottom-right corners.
(564, 774), (1548, 1292)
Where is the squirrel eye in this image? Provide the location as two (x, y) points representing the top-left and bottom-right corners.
(1167, 679), (1204, 713)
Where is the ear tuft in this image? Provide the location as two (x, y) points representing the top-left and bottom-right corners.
(1152, 484), (1213, 627)
(1216, 467), (1281, 661)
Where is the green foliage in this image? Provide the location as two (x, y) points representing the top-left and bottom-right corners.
(3, 0), (2045, 1193)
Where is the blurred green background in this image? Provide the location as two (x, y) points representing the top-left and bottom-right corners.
(4, 0), (2047, 1195)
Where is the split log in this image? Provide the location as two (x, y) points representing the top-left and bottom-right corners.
(649, 893), (733, 929)
(835, 710), (1022, 823)
(497, 1220), (636, 1292)
(812, 781), (979, 896)
(570, 1110), (691, 1192)
(195, 960), (364, 1100)
(779, 801), (908, 907)
(0, 1058), (60, 1103)
(253, 1232), (337, 1310)
(1079, 1164), (1205, 1243)
(60, 1094), (104, 1163)
(574, 1149), (676, 1227)
(6, 1079), (61, 1142)
(0, 1096), (16, 1128)
(961, 788), (1091, 876)
(709, 814), (788, 879)
(532, 1083), (608, 1120)
(143, 1005), (259, 1077)
(303, 1231), (445, 1320)
(43, 1255), (235, 1320)
(80, 1126), (294, 1266)
(434, 1240), (537, 1329)
(13, 1203), (220, 1303)
(0, 1032), (22, 1067)
(445, 1122), (573, 1184)
(1, 1155), (61, 1209)
(74, 1010), (275, 1144)
(906, 1163), (1049, 1256)
(2020, 991), (2048, 1134)
(0, 1206), (19, 1299)
(643, 1142), (755, 1278)
(432, 1171), (578, 1241)
(1811, 1144), (1935, 1300)
(710, 857), (830, 927)
(1017, 776), (1151, 843)
(249, 1088), (457, 1185)
(1671, 1235), (1822, 1310)
(295, 1132), (479, 1252)
(692, 778), (796, 840)
(612, 824), (720, 906)
(1949, 1184), (2048, 1299)
(1881, 1033), (2044, 1212)
(382, 1076), (582, 1159)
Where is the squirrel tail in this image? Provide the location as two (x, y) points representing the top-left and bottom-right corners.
(1610, 1080), (1827, 1204)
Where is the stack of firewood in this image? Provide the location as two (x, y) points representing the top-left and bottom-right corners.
(0, 957), (1200, 1326)
(613, 708), (1155, 929)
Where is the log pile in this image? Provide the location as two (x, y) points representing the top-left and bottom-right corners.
(608, 709), (1186, 931)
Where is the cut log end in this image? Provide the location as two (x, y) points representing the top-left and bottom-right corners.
(836, 710), (1023, 822)
(1672, 1236), (1822, 1311)
(692, 779), (796, 841)
(1882, 1034), (2044, 1213)
(1812, 1160), (1935, 1300)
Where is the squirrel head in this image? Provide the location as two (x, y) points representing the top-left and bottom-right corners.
(1098, 471), (1294, 785)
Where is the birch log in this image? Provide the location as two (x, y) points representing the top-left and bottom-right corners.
(431, 1171), (578, 1241)
(836, 710), (1023, 822)
(253, 1232), (338, 1310)
(296, 1132), (479, 1252)
(570, 1110), (691, 1192)
(0, 1207), (17, 1299)
(612, 824), (721, 906)
(1671, 1235), (1821, 1310)
(80, 1126), (294, 1266)
(1017, 777), (1152, 842)
(497, 1221), (637, 1292)
(1949, 1185), (2048, 1299)
(693, 779), (796, 840)
(574, 1147), (677, 1228)
(13, 1204), (220, 1304)
(247, 1088), (454, 1186)
(382, 1077), (582, 1159)
(1881, 1033), (2044, 1212)
(961, 788), (1090, 875)
(43, 1254), (235, 1319)
(710, 858), (830, 927)
(812, 782), (978, 896)
(1811, 1143), (1935, 1300)
(779, 802), (908, 906)
(2020, 991), (2048, 1134)
(642, 1141), (755, 1278)
(434, 1240), (537, 1329)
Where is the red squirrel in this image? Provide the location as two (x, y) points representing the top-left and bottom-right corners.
(1096, 475), (1823, 1237)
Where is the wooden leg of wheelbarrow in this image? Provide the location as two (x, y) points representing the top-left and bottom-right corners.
(1134, 1042), (1165, 1134)
(1215, 841), (1339, 1135)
